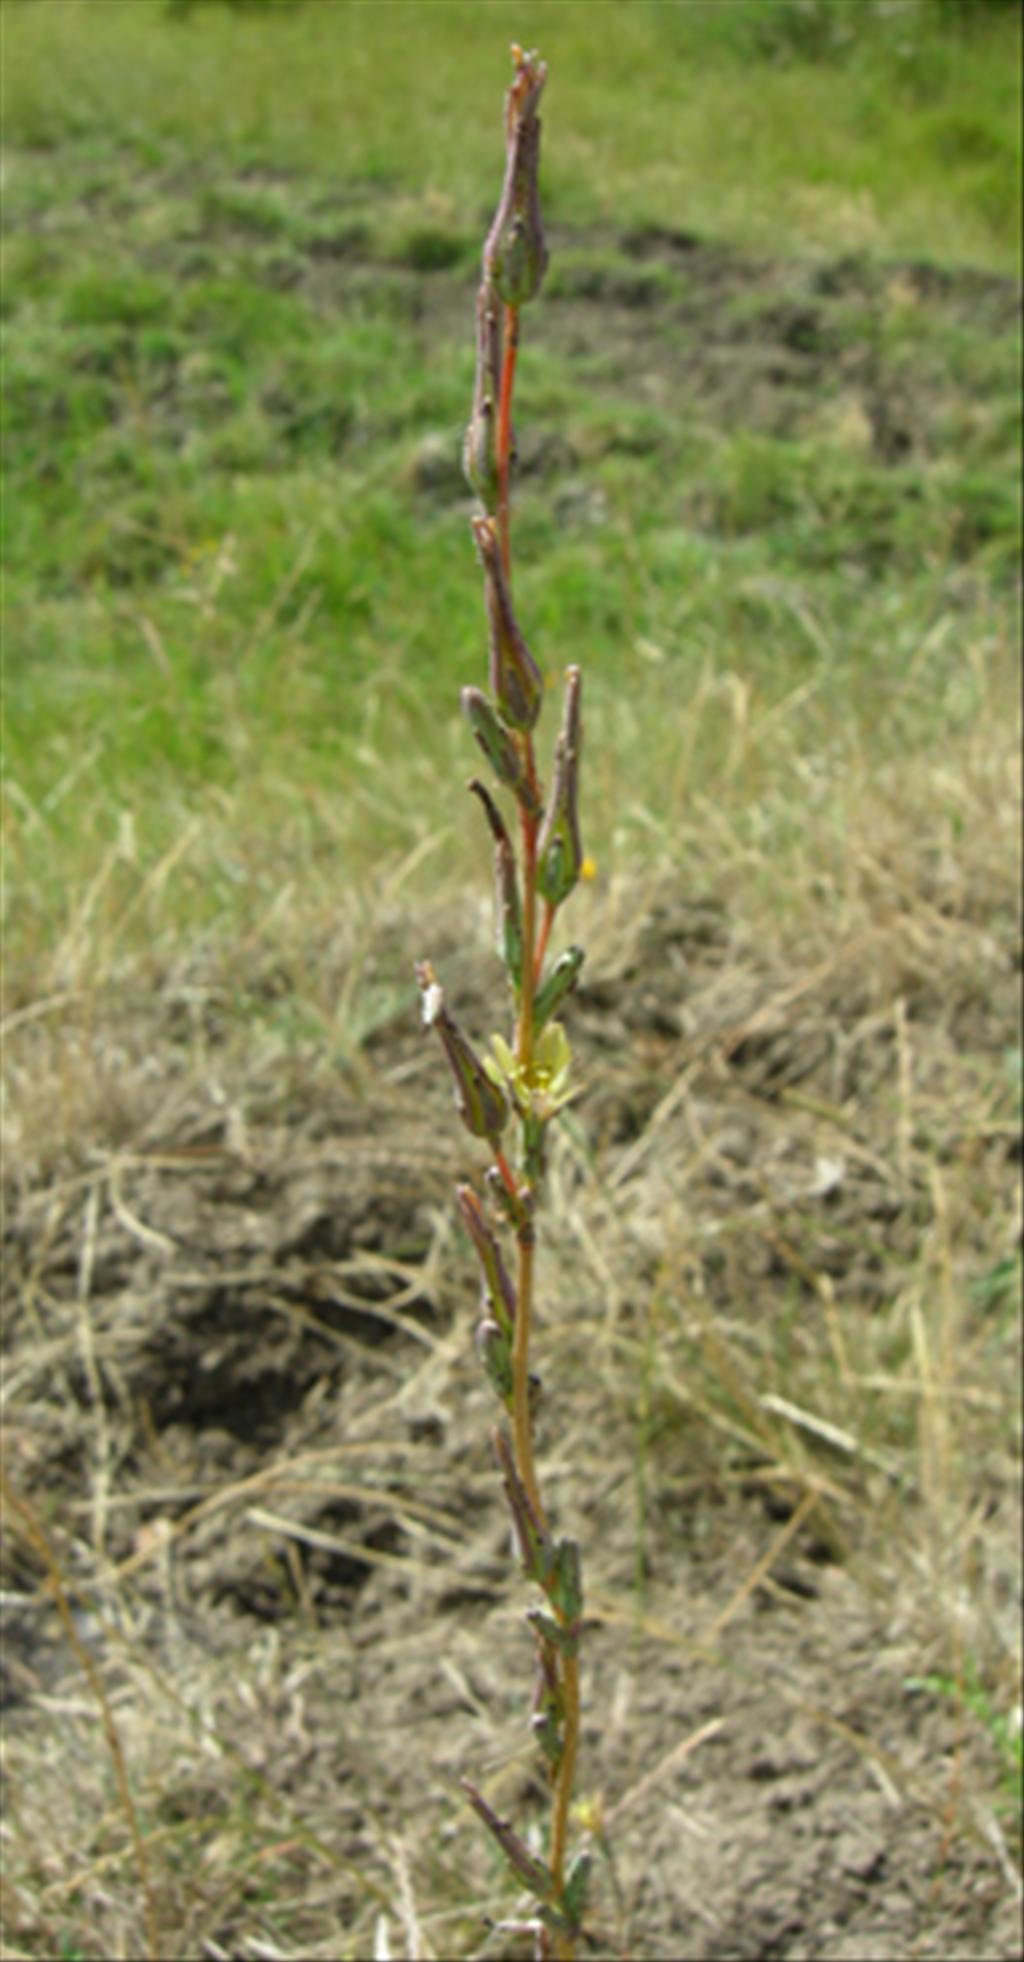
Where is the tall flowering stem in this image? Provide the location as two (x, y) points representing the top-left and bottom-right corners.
(419, 45), (589, 1962)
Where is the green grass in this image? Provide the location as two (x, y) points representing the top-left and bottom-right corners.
(2, 0), (1021, 987)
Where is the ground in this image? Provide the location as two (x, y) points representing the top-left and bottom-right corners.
(3, 853), (1020, 1959)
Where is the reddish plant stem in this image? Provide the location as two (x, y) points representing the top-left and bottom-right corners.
(493, 273), (580, 1956)
(534, 898), (556, 983)
(493, 1147), (519, 1200)
(516, 752), (539, 1070)
(512, 733), (543, 1524)
(496, 303), (520, 579)
(512, 1230), (546, 1529)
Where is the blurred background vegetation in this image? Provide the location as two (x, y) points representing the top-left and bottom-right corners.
(3, 0), (1020, 979)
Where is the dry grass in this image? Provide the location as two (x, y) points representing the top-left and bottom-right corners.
(2, 634), (1020, 1959)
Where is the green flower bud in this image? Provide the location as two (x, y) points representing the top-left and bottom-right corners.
(468, 777), (523, 991)
(483, 48), (549, 308)
(415, 960), (508, 1142)
(476, 1315), (514, 1406)
(533, 944), (585, 1030)
(455, 1183), (516, 1333)
(530, 1641), (565, 1770)
(536, 666), (583, 907)
(461, 687), (540, 813)
(549, 1537), (583, 1624)
(562, 1851), (593, 1930)
(472, 514), (543, 731)
(494, 1427), (553, 1586)
(526, 1605), (580, 1658)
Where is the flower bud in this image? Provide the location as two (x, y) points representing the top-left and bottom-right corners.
(472, 514), (543, 731)
(494, 1426), (552, 1586)
(533, 944), (584, 1030)
(460, 1779), (554, 1904)
(415, 960), (508, 1142)
(536, 666), (583, 907)
(460, 687), (540, 813)
(455, 1183), (516, 1333)
(463, 282), (502, 510)
(468, 778), (523, 990)
(549, 1536), (584, 1624)
(530, 1641), (565, 1770)
(483, 47), (549, 308)
(526, 1605), (579, 1658)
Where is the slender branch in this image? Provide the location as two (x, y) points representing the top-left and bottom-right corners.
(512, 1229), (546, 1529)
(534, 898), (556, 983)
(550, 1651), (580, 1894)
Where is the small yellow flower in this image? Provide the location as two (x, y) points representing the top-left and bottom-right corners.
(485, 1022), (577, 1121)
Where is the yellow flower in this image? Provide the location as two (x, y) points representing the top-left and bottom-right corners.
(485, 1022), (577, 1122)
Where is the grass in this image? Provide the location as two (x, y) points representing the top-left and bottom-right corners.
(3, 0), (1022, 990)
(2, 4), (1022, 1958)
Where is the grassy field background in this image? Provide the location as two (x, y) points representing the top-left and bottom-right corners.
(2, 4), (1022, 1959)
(4, 0), (1021, 975)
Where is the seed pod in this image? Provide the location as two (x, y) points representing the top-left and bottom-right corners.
(472, 514), (543, 731)
(483, 48), (549, 308)
(415, 961), (508, 1142)
(536, 666), (583, 907)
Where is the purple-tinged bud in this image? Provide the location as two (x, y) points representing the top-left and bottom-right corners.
(483, 47), (549, 308)
(455, 1183), (516, 1333)
(463, 282), (502, 510)
(472, 514), (543, 731)
(468, 778), (523, 990)
(530, 1640), (565, 1770)
(536, 666), (583, 907)
(549, 1537), (583, 1624)
(526, 1604), (580, 1658)
(533, 944), (584, 1029)
(415, 960), (508, 1142)
(563, 1851), (593, 1932)
(461, 687), (540, 815)
(494, 1427), (553, 1586)
(460, 1779), (554, 1904)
